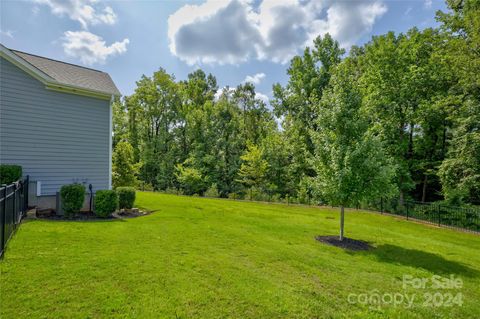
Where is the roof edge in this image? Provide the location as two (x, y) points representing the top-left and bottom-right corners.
(1, 44), (55, 83)
(0, 44), (121, 99)
(10, 48), (108, 74)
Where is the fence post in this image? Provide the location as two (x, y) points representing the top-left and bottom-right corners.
(25, 175), (29, 215)
(12, 185), (16, 229)
(380, 198), (383, 214)
(406, 202), (409, 220)
(20, 180), (24, 215)
(438, 205), (441, 226)
(1, 187), (6, 256)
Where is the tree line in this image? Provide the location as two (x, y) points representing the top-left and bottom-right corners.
(112, 0), (479, 208)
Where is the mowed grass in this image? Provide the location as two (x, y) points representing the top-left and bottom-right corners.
(1, 192), (479, 318)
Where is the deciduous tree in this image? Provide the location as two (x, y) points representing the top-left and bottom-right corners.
(313, 59), (397, 240)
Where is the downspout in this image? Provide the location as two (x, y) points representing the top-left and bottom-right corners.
(89, 184), (93, 213)
(108, 95), (114, 190)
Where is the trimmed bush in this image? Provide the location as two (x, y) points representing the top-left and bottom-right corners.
(60, 184), (85, 217)
(95, 190), (118, 218)
(0, 165), (22, 185)
(117, 187), (136, 209)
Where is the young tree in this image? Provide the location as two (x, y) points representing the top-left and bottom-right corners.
(262, 130), (297, 198)
(237, 142), (268, 196)
(313, 60), (397, 241)
(175, 162), (205, 195)
(112, 141), (137, 188)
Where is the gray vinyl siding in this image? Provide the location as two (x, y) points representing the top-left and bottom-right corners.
(0, 57), (110, 195)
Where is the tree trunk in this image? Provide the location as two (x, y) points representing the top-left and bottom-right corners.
(408, 122), (414, 159)
(421, 174), (428, 203)
(442, 122), (447, 158)
(339, 205), (345, 241)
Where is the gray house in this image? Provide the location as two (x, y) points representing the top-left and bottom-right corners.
(0, 44), (120, 210)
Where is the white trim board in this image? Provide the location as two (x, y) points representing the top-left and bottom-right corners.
(108, 95), (113, 190)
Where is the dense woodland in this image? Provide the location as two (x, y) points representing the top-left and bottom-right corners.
(112, 0), (480, 207)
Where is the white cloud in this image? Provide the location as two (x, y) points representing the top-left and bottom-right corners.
(168, 0), (387, 65)
(255, 92), (269, 104)
(243, 72), (266, 84)
(62, 31), (129, 65)
(0, 29), (14, 39)
(168, 0), (261, 65)
(215, 85), (270, 105)
(424, 0), (432, 8)
(310, 1), (387, 49)
(34, 0), (117, 29)
(215, 86), (235, 100)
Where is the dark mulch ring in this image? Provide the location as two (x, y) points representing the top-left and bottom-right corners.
(34, 208), (150, 221)
(315, 235), (373, 251)
(36, 211), (112, 221)
(113, 209), (150, 218)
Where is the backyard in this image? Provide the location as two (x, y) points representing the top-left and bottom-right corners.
(1, 192), (479, 318)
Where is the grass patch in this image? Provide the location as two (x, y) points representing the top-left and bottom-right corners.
(1, 192), (479, 318)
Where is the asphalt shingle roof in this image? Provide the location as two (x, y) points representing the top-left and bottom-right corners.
(11, 50), (121, 96)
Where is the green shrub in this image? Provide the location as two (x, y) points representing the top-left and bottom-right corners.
(95, 190), (118, 218)
(246, 187), (266, 201)
(228, 192), (243, 200)
(289, 197), (299, 204)
(117, 187), (136, 209)
(60, 184), (85, 217)
(175, 164), (205, 195)
(139, 182), (153, 191)
(271, 194), (282, 202)
(165, 187), (182, 195)
(0, 165), (22, 185)
(205, 184), (219, 198)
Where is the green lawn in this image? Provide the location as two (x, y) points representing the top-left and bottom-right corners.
(1, 192), (479, 318)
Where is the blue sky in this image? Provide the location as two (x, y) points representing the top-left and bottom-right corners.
(1, 0), (447, 100)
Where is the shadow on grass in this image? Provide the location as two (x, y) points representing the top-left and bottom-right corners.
(356, 244), (479, 277)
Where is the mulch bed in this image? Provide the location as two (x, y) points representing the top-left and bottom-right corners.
(113, 209), (150, 218)
(315, 235), (373, 251)
(34, 209), (150, 221)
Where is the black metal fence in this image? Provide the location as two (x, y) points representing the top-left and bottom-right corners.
(0, 176), (29, 258)
(365, 199), (480, 233)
